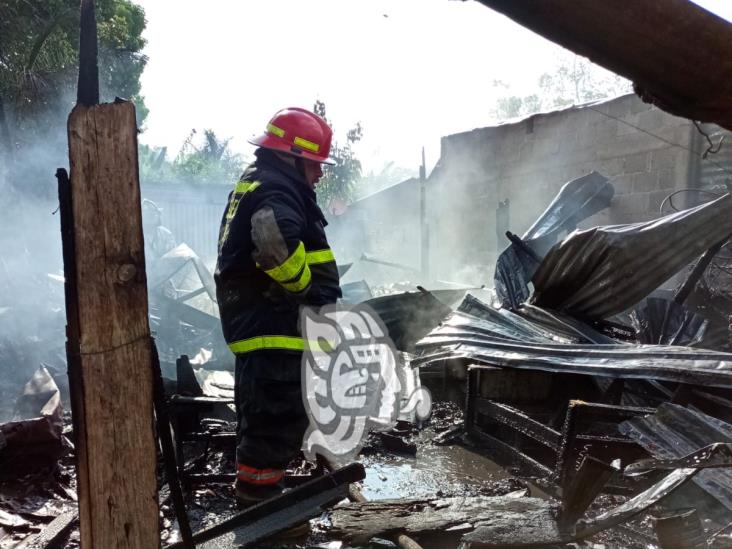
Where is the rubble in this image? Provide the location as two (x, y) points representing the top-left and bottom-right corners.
(0, 367), (64, 479)
(7, 175), (732, 547)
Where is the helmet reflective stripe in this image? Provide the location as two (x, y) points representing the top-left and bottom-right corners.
(267, 123), (285, 138)
(293, 136), (320, 152)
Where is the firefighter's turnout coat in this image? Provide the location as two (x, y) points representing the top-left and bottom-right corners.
(215, 148), (342, 356)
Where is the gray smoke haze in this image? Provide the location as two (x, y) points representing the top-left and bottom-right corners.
(0, 120), (70, 420)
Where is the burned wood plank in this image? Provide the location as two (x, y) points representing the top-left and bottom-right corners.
(167, 463), (365, 548)
(477, 399), (561, 451)
(77, 0), (99, 106)
(63, 101), (158, 547)
(16, 511), (77, 549)
(329, 495), (564, 546)
(472, 0), (732, 131)
(560, 456), (618, 527)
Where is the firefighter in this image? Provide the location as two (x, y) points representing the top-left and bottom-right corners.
(215, 107), (342, 504)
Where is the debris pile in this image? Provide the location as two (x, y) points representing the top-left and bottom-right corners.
(9, 171), (732, 547)
(409, 173), (732, 547)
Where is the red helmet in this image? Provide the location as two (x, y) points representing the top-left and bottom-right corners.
(248, 107), (335, 165)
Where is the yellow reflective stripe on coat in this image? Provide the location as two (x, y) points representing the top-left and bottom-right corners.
(306, 248), (335, 265)
(281, 264), (312, 293)
(228, 336), (305, 354)
(264, 241), (306, 282)
(227, 336), (334, 354)
(293, 136), (320, 152)
(234, 180), (261, 194)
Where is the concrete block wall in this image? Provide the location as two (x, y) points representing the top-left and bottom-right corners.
(327, 178), (423, 285)
(429, 93), (696, 283)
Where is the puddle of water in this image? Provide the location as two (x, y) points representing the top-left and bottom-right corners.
(360, 442), (510, 500)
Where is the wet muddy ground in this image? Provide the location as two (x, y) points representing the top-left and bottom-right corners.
(0, 399), (657, 548)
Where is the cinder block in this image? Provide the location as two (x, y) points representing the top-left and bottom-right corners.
(532, 137), (561, 159)
(595, 131), (662, 160)
(623, 152), (650, 173)
(609, 176), (633, 195)
(611, 192), (651, 215)
(631, 171), (659, 193)
(630, 97), (652, 114)
(594, 118), (619, 143)
(649, 189), (676, 214)
(607, 96), (633, 119)
(651, 147), (683, 171)
(595, 157), (624, 177)
(616, 115), (642, 136)
(637, 109), (666, 132)
(656, 168), (680, 189)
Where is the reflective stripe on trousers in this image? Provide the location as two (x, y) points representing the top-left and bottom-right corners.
(237, 463), (284, 485)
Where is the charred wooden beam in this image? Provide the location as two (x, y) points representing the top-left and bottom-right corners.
(62, 100), (158, 547)
(560, 456), (618, 527)
(330, 495), (563, 546)
(167, 463), (365, 548)
(16, 511), (77, 549)
(152, 342), (193, 547)
(77, 0), (99, 106)
(471, 0), (732, 131)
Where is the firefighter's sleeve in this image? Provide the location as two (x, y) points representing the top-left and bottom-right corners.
(250, 191), (312, 296)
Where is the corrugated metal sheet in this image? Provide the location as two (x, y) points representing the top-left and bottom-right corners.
(494, 172), (613, 309)
(620, 403), (732, 510)
(631, 297), (709, 347)
(363, 290), (464, 352)
(415, 294), (732, 389)
(531, 194), (732, 320)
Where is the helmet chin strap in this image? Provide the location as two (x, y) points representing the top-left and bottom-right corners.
(271, 150), (311, 186)
(294, 157), (308, 178)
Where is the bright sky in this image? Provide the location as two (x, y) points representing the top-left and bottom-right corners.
(136, 0), (732, 175)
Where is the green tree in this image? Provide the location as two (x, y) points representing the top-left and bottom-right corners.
(313, 100), (363, 210)
(0, 0), (148, 193)
(491, 53), (632, 121)
(139, 129), (247, 185)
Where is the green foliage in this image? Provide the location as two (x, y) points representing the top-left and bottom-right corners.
(492, 53), (632, 121)
(313, 100), (363, 209)
(139, 129), (247, 185)
(0, 0), (149, 154)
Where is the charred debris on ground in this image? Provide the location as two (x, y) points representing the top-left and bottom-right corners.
(5, 172), (732, 547)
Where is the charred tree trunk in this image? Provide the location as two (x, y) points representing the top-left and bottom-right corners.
(61, 100), (159, 547)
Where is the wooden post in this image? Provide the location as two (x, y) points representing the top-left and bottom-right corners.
(61, 100), (159, 547)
